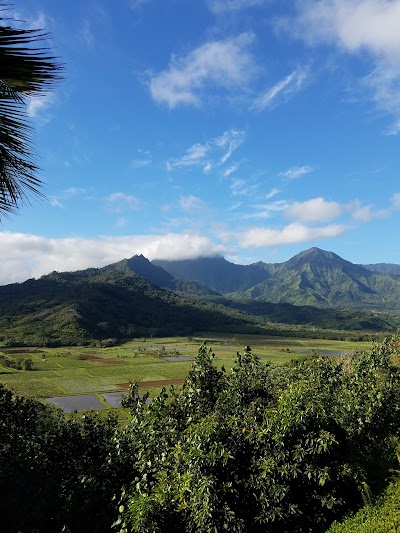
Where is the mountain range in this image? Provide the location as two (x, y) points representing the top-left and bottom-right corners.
(0, 247), (399, 346)
(154, 247), (400, 311)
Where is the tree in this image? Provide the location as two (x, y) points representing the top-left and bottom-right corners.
(0, 3), (63, 217)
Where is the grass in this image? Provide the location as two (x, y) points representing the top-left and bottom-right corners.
(326, 480), (400, 533)
(0, 334), (375, 409)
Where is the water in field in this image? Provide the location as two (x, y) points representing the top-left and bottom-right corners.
(101, 391), (127, 407)
(46, 391), (152, 412)
(47, 394), (105, 412)
(295, 349), (345, 356)
(161, 356), (195, 361)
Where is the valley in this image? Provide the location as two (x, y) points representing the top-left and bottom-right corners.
(0, 334), (374, 408)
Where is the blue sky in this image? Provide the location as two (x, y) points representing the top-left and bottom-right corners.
(2, 0), (400, 284)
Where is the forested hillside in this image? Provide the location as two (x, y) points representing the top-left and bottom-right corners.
(0, 253), (396, 346)
(0, 268), (257, 346)
(155, 247), (400, 311)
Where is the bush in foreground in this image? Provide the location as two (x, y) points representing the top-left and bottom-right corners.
(115, 337), (400, 532)
(1, 335), (400, 531)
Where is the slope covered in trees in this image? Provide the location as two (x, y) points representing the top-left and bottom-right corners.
(155, 247), (400, 311)
(0, 267), (258, 346)
(0, 255), (395, 346)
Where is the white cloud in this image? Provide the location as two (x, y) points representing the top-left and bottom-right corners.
(131, 150), (152, 168)
(285, 197), (342, 222)
(64, 187), (86, 195)
(279, 165), (315, 180)
(167, 129), (245, 172)
(49, 197), (62, 208)
(265, 187), (280, 199)
(391, 192), (400, 209)
(207, 0), (264, 13)
(349, 199), (374, 222)
(131, 159), (152, 169)
(179, 195), (205, 211)
(251, 69), (308, 111)
(149, 33), (256, 108)
(0, 232), (230, 285)
(116, 217), (128, 228)
(216, 129), (245, 164)
(106, 192), (141, 212)
(230, 178), (252, 196)
(26, 11), (48, 30)
(292, 0), (400, 133)
(223, 162), (240, 177)
(294, 0), (400, 56)
(239, 222), (346, 247)
(167, 143), (208, 170)
(26, 93), (55, 121)
(348, 198), (390, 221)
(48, 187), (87, 209)
(243, 199), (289, 219)
(81, 20), (94, 48)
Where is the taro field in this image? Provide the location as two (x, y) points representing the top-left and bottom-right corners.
(0, 334), (373, 413)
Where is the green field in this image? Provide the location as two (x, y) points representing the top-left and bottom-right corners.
(0, 334), (376, 406)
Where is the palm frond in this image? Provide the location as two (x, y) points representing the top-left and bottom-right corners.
(0, 3), (63, 217)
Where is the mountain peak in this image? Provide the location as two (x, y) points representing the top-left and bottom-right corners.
(286, 247), (343, 267)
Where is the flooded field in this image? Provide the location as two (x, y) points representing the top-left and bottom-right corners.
(47, 394), (106, 412)
(0, 334), (374, 411)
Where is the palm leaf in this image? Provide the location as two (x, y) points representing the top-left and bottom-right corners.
(0, 4), (63, 216)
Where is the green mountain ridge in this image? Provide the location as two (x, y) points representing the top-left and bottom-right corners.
(0, 261), (262, 346)
(155, 247), (400, 311)
(0, 249), (397, 346)
(103, 254), (219, 296)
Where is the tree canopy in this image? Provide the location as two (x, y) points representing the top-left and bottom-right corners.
(1, 335), (400, 531)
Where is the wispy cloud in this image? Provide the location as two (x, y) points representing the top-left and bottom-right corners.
(290, 0), (400, 133)
(216, 130), (245, 164)
(179, 195), (205, 211)
(391, 192), (400, 209)
(251, 69), (308, 111)
(131, 149), (152, 168)
(106, 192), (141, 212)
(80, 20), (94, 48)
(222, 162), (240, 177)
(207, 0), (264, 13)
(26, 93), (56, 122)
(348, 198), (390, 222)
(285, 197), (342, 222)
(243, 199), (289, 219)
(130, 0), (151, 9)
(279, 165), (315, 180)
(167, 129), (245, 173)
(239, 222), (346, 247)
(48, 187), (87, 208)
(230, 178), (259, 197)
(167, 143), (208, 171)
(149, 33), (256, 108)
(265, 188), (280, 200)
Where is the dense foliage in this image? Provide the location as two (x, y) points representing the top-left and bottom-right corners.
(115, 338), (400, 532)
(1, 335), (400, 531)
